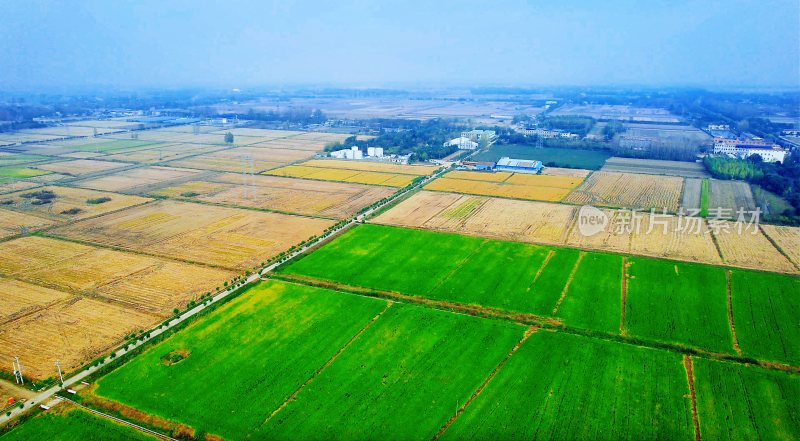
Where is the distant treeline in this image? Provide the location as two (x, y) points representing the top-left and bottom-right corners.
(325, 119), (461, 161)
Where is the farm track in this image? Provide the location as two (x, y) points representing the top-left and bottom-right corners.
(725, 271), (742, 356)
(759, 224), (800, 272)
(620, 257), (628, 335)
(551, 252), (585, 314)
(683, 356), (701, 441)
(432, 326), (538, 440)
(427, 240), (489, 294)
(527, 250), (555, 291)
(262, 301), (394, 426)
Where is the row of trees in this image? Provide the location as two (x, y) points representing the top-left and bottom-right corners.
(325, 119), (463, 161)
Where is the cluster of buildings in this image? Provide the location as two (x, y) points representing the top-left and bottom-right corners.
(328, 145), (411, 164)
(712, 137), (787, 163)
(444, 129), (498, 151)
(462, 156), (543, 174)
(516, 127), (579, 139)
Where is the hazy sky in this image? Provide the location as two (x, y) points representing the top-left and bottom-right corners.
(1, 0), (798, 90)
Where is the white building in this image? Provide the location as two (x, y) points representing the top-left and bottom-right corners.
(707, 124), (731, 131)
(330, 146), (364, 160)
(461, 130), (498, 144)
(517, 128), (577, 139)
(713, 138), (787, 163)
(444, 137), (479, 150)
(388, 154), (411, 164)
(367, 147), (384, 157)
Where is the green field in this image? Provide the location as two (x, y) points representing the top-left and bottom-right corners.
(472, 144), (611, 170)
(625, 257), (733, 354)
(0, 407), (156, 440)
(555, 252), (623, 334)
(259, 304), (524, 439)
(730, 270), (800, 365)
(0, 153), (49, 167)
(69, 139), (162, 153)
(693, 358), (800, 440)
(441, 331), (694, 440)
(0, 166), (50, 183)
(95, 280), (389, 439)
(700, 178), (709, 217)
(280, 224), (582, 317)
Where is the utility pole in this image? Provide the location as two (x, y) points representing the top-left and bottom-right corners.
(12, 357), (23, 385)
(55, 360), (64, 388)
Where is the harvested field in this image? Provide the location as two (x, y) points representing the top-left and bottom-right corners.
(52, 200), (334, 269)
(0, 236), (92, 275)
(34, 159), (131, 177)
(445, 171), (513, 182)
(374, 191), (576, 245)
(564, 171), (684, 212)
(550, 104), (680, 123)
(566, 209), (723, 265)
(0, 297), (158, 379)
(601, 157), (710, 178)
(707, 180), (756, 218)
(712, 222), (796, 273)
(165, 146), (311, 173)
(152, 173), (395, 219)
(0, 152), (50, 167)
(760, 224), (800, 268)
(0, 208), (57, 238)
(681, 178), (702, 210)
(300, 159), (436, 176)
(101, 143), (224, 164)
(540, 166), (592, 177)
(0, 277), (71, 325)
(74, 166), (205, 193)
(425, 171), (584, 202)
(210, 127), (303, 140)
(0, 186), (151, 221)
(266, 165), (417, 187)
(0, 180), (39, 195)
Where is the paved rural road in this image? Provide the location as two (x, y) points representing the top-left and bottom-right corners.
(0, 162), (448, 428)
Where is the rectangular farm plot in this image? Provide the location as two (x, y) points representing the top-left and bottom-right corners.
(0, 297), (158, 379)
(52, 200), (334, 269)
(151, 173), (395, 219)
(760, 224), (800, 269)
(259, 304), (524, 440)
(266, 164), (417, 187)
(565, 171), (683, 212)
(555, 252), (623, 334)
(625, 257), (734, 354)
(0, 186), (151, 221)
(729, 270), (800, 366)
(94, 280), (390, 440)
(708, 180), (756, 217)
(0, 277), (71, 325)
(74, 166), (205, 193)
(374, 191), (577, 245)
(0, 208), (56, 238)
(0, 166), (51, 183)
(425, 171), (584, 202)
(441, 331), (694, 441)
(166, 146), (312, 173)
(693, 358), (800, 440)
(101, 143), (224, 164)
(34, 159), (132, 177)
(301, 159), (437, 176)
(601, 157), (710, 178)
(713, 222), (796, 273)
(0, 405), (160, 441)
(0, 152), (50, 167)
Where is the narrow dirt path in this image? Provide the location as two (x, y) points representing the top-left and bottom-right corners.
(432, 326), (538, 440)
(683, 355), (701, 441)
(726, 270), (742, 355)
(262, 301), (393, 426)
(551, 252), (585, 315)
(620, 257), (628, 335)
(527, 250), (555, 292)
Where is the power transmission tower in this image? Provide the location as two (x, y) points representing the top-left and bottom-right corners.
(55, 360), (64, 387)
(12, 357), (24, 384)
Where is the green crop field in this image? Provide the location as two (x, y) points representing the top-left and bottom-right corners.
(555, 252), (623, 334)
(472, 144), (611, 170)
(0, 407), (157, 440)
(94, 280), (389, 439)
(258, 303), (524, 439)
(441, 331), (694, 440)
(730, 270), (800, 366)
(693, 357), (800, 440)
(280, 224), (580, 317)
(0, 153), (49, 167)
(0, 166), (50, 182)
(625, 257), (734, 354)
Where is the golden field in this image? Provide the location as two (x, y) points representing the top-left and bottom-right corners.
(52, 200), (334, 269)
(301, 159), (437, 175)
(424, 171), (584, 202)
(713, 222), (797, 273)
(0, 277), (70, 325)
(266, 165), (417, 187)
(34, 159), (131, 177)
(0, 208), (57, 238)
(0, 186), (151, 221)
(760, 224), (800, 269)
(564, 171), (683, 212)
(101, 143), (223, 164)
(74, 166), (205, 193)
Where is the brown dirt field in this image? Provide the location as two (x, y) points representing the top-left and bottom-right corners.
(564, 171), (683, 212)
(540, 167), (592, 178)
(759, 224), (800, 268)
(154, 173), (395, 219)
(707, 180), (757, 218)
(0, 180), (39, 195)
(34, 159), (131, 177)
(52, 200), (334, 269)
(0, 378), (34, 401)
(374, 191), (576, 245)
(0, 297), (159, 380)
(712, 222), (797, 273)
(0, 277), (71, 325)
(74, 166), (205, 193)
(0, 208), (57, 238)
(0, 186), (151, 221)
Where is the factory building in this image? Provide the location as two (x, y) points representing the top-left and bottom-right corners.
(494, 157), (543, 174)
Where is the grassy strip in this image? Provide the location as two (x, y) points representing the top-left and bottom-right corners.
(699, 178), (709, 217)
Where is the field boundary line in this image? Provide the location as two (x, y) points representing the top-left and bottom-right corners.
(558, 205), (580, 244)
(725, 270), (742, 356)
(759, 224), (800, 271)
(707, 220), (726, 264)
(683, 355), (702, 441)
(551, 252), (585, 315)
(56, 396), (177, 440)
(427, 239), (489, 294)
(432, 326), (538, 440)
(526, 250), (555, 293)
(620, 256), (628, 335)
(262, 301), (394, 426)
